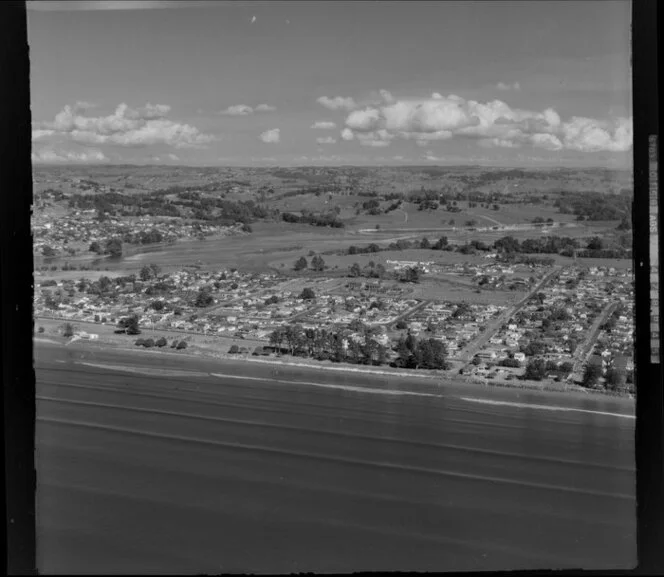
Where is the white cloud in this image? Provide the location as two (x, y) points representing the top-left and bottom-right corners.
(340, 128), (354, 141)
(219, 104), (254, 116)
(337, 91), (632, 153)
(561, 116), (632, 152)
(32, 129), (55, 141)
(32, 147), (108, 164)
(37, 102), (214, 149)
(379, 89), (395, 103)
(346, 108), (382, 131)
(496, 81), (521, 91)
(479, 138), (522, 149)
(219, 103), (275, 115)
(167, 153), (180, 161)
(74, 100), (97, 110)
(311, 121), (337, 130)
(316, 96), (357, 111)
(259, 128), (280, 144)
(316, 136), (337, 145)
(530, 133), (563, 151)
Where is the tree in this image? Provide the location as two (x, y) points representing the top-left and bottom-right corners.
(89, 240), (101, 253)
(117, 314), (141, 335)
(605, 368), (627, 391)
(143, 338), (155, 348)
(63, 323), (75, 338)
(349, 262), (362, 278)
(195, 289), (214, 308)
(582, 362), (603, 388)
(149, 263), (161, 278)
(417, 338), (448, 369)
(229, 344), (240, 354)
(299, 287), (316, 300)
(293, 256), (308, 271)
(616, 216), (631, 231)
(176, 340), (188, 350)
(420, 237), (431, 249)
(140, 265), (153, 281)
(587, 236), (604, 251)
(105, 238), (123, 258)
(311, 255), (326, 271)
(151, 300), (164, 311)
(433, 236), (448, 250)
(156, 337), (168, 347)
(524, 358), (547, 381)
(41, 245), (56, 257)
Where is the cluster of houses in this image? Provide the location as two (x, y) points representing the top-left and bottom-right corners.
(467, 265), (633, 373)
(32, 210), (239, 257)
(404, 302), (507, 356)
(34, 259), (634, 382)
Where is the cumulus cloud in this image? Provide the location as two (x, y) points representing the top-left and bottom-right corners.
(340, 128), (354, 141)
(338, 92), (632, 153)
(32, 129), (55, 141)
(259, 128), (280, 143)
(219, 103), (276, 115)
(496, 81), (521, 91)
(219, 104), (254, 116)
(32, 147), (108, 164)
(316, 136), (337, 145)
(316, 96), (357, 111)
(36, 102), (214, 149)
(561, 116), (632, 152)
(311, 121), (337, 130)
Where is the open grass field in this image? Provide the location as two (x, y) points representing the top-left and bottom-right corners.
(35, 215), (628, 282)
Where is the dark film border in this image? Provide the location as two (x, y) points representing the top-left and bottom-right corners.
(0, 1), (661, 575)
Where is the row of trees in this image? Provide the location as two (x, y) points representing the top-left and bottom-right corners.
(267, 324), (449, 370)
(294, 255), (327, 271)
(88, 238), (123, 258)
(135, 337), (188, 349)
(282, 212), (344, 228)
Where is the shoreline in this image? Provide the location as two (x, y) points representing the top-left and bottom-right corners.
(33, 332), (633, 402)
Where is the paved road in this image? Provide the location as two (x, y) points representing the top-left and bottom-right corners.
(35, 343), (635, 574)
(457, 267), (563, 362)
(572, 302), (620, 374)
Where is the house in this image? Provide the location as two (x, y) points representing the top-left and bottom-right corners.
(513, 352), (526, 363)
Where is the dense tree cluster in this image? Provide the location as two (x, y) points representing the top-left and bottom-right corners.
(282, 211), (344, 228)
(555, 191), (630, 221)
(393, 333), (449, 370)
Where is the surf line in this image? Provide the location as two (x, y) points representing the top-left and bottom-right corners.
(209, 372), (441, 399)
(460, 397), (635, 419)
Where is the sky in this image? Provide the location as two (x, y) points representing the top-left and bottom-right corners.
(27, 0), (633, 168)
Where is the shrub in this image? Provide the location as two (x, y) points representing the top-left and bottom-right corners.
(176, 340), (188, 350)
(135, 338), (145, 346)
(63, 323), (74, 338)
(143, 338), (155, 348)
(37, 326), (45, 334)
(395, 320), (408, 330)
(229, 344), (240, 354)
(156, 337), (168, 347)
